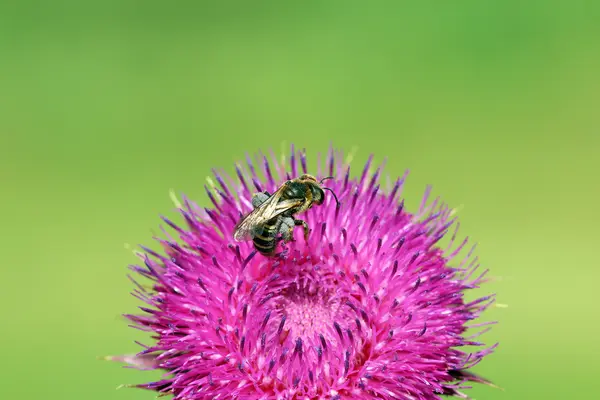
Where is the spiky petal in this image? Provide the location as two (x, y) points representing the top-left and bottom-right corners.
(116, 145), (497, 399)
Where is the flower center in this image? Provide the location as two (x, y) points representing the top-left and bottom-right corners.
(275, 278), (342, 344)
(285, 293), (333, 339)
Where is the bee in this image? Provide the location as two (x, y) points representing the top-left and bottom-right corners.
(233, 174), (340, 256)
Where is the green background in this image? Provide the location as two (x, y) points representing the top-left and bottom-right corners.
(2, 1), (598, 399)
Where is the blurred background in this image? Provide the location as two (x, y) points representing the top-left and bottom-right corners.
(1, 1), (598, 399)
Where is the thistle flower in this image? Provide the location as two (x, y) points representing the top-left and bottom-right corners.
(112, 145), (497, 399)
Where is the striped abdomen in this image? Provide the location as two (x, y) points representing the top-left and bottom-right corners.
(252, 218), (279, 255)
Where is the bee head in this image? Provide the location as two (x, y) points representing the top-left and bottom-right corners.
(310, 185), (326, 205)
(313, 176), (340, 207)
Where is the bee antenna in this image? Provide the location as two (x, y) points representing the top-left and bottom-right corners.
(319, 176), (335, 184)
(322, 187), (340, 207)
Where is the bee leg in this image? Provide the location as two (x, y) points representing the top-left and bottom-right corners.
(251, 192), (271, 208)
(279, 217), (296, 242)
(275, 220), (292, 257)
(294, 219), (310, 241)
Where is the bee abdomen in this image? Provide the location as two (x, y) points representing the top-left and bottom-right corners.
(253, 238), (276, 255)
(252, 221), (278, 255)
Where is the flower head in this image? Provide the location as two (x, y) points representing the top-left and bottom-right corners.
(113, 145), (497, 399)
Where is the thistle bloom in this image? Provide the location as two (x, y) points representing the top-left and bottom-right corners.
(114, 145), (497, 399)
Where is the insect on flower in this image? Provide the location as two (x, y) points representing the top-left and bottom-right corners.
(233, 173), (340, 256)
(108, 144), (499, 400)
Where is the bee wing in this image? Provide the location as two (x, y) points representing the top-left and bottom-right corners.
(233, 187), (302, 242)
(233, 208), (269, 242)
(234, 220), (266, 242)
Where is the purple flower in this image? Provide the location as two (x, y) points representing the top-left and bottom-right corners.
(111, 145), (497, 399)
